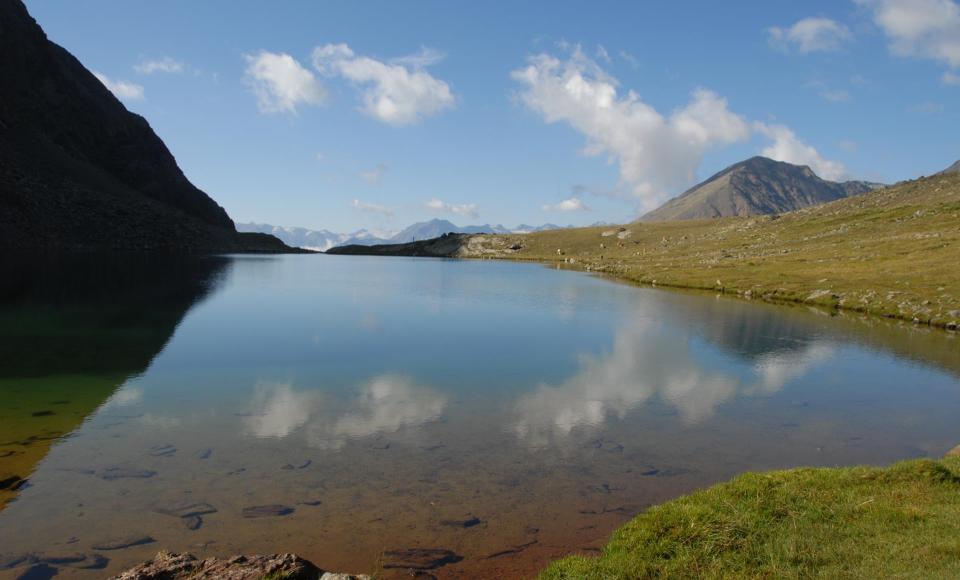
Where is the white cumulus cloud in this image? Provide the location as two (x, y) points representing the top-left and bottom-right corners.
(542, 197), (590, 212)
(243, 51), (327, 114)
(858, 0), (960, 68)
(754, 122), (847, 181)
(134, 57), (184, 74)
(767, 17), (852, 53)
(93, 71), (145, 101)
(944, 70), (960, 84)
(312, 43), (455, 126)
(351, 199), (394, 216)
(424, 198), (479, 218)
(511, 48), (750, 209)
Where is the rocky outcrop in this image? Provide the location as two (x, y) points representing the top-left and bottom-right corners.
(326, 232), (522, 258)
(0, 0), (295, 251)
(110, 551), (369, 580)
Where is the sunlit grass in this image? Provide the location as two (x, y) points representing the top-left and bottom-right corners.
(475, 172), (960, 329)
(542, 456), (960, 579)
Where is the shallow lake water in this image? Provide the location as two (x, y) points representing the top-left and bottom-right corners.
(1, 253), (959, 578)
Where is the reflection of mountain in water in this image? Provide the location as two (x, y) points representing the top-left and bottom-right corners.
(0, 254), (229, 508)
(659, 290), (960, 377)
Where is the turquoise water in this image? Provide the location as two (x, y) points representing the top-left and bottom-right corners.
(1, 254), (959, 578)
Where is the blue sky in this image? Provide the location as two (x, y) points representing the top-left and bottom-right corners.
(25, 0), (960, 232)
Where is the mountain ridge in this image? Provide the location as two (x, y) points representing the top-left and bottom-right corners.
(0, 0), (292, 251)
(641, 156), (884, 222)
(237, 219), (565, 250)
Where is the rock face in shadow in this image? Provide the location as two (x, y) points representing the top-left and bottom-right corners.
(0, 0), (293, 251)
(641, 156), (885, 221)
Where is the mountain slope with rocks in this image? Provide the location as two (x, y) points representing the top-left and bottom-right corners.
(641, 157), (884, 222)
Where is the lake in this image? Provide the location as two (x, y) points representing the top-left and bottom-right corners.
(1, 253), (959, 578)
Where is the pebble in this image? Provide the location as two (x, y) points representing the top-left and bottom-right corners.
(281, 459), (312, 470)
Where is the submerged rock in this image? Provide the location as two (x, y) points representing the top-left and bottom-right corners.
(241, 504), (295, 518)
(109, 551), (368, 580)
(153, 501), (217, 519)
(439, 515), (482, 528)
(100, 468), (157, 481)
(37, 552), (109, 569)
(382, 548), (463, 570)
(92, 536), (155, 551)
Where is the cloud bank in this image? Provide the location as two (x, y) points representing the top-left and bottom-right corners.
(312, 43), (455, 125)
(93, 71), (145, 101)
(511, 48), (751, 210)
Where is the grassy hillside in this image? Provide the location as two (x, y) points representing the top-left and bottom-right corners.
(460, 171), (960, 329)
(542, 455), (960, 579)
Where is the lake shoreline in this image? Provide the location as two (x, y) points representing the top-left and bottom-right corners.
(328, 171), (960, 332)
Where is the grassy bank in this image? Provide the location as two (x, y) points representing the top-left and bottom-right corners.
(542, 455), (960, 579)
(459, 171), (960, 329)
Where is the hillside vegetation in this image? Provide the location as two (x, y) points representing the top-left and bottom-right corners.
(457, 171), (960, 328)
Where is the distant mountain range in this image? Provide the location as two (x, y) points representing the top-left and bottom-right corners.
(237, 219), (567, 251)
(641, 156), (886, 222)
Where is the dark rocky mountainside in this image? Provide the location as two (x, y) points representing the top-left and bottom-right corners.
(0, 0), (293, 251)
(641, 156), (884, 222)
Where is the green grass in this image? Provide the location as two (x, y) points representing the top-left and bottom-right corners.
(542, 456), (960, 579)
(459, 172), (960, 329)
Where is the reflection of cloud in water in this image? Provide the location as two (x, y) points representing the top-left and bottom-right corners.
(310, 375), (447, 449)
(752, 344), (835, 393)
(103, 385), (144, 408)
(512, 315), (835, 447)
(246, 383), (317, 438)
(245, 376), (447, 449)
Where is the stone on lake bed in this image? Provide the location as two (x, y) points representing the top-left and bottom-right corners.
(183, 515), (203, 530)
(92, 536), (156, 551)
(148, 444), (177, 457)
(0, 553), (32, 569)
(241, 504), (295, 518)
(153, 501), (217, 519)
(100, 468), (157, 481)
(382, 548), (463, 570)
(38, 552), (109, 569)
(439, 515), (481, 528)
